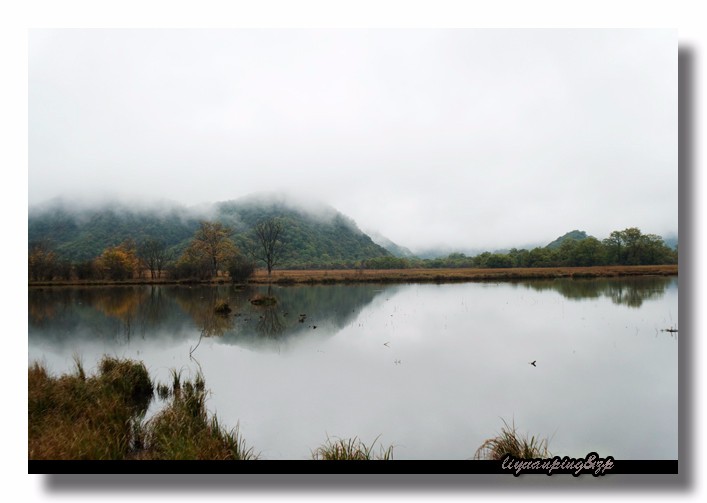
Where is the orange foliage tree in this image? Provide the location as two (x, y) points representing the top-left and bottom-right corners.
(97, 241), (140, 280)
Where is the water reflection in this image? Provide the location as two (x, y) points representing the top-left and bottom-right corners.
(28, 284), (386, 351)
(28, 278), (677, 349)
(28, 277), (678, 460)
(519, 276), (674, 308)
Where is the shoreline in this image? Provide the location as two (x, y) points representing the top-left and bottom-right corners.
(29, 264), (678, 287)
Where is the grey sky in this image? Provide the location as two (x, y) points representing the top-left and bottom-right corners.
(29, 29), (677, 252)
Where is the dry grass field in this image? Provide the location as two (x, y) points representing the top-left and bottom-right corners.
(29, 264), (677, 287)
(249, 265), (678, 285)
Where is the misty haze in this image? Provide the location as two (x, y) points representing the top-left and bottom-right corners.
(28, 29), (678, 465)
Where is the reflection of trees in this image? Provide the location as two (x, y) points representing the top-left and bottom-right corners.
(90, 287), (148, 339)
(201, 311), (234, 337)
(134, 286), (169, 335)
(29, 286), (186, 346)
(216, 283), (385, 351)
(28, 288), (61, 326)
(28, 286), (159, 339)
(520, 277), (675, 308)
(255, 305), (286, 339)
(172, 286), (235, 337)
(85, 287), (144, 318)
(29, 283), (386, 352)
(171, 283), (383, 346)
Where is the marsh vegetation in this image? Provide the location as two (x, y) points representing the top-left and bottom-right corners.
(29, 357), (258, 460)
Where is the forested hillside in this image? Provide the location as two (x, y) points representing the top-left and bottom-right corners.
(28, 195), (391, 276)
(28, 202), (198, 262)
(545, 230), (589, 249)
(216, 196), (389, 268)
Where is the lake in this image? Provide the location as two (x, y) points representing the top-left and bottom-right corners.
(28, 276), (678, 460)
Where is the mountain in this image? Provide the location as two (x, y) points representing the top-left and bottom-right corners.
(545, 230), (590, 249)
(215, 194), (390, 267)
(28, 194), (392, 267)
(366, 230), (416, 258)
(28, 198), (199, 262)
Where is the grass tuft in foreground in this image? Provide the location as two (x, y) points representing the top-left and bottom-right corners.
(29, 358), (257, 460)
(141, 372), (258, 460)
(311, 435), (394, 460)
(474, 419), (551, 460)
(29, 356), (153, 460)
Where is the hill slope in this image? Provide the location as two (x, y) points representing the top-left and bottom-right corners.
(28, 195), (391, 268)
(216, 194), (390, 267)
(545, 230), (590, 249)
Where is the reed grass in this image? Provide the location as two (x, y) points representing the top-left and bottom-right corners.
(28, 356), (153, 460)
(311, 435), (394, 460)
(143, 373), (259, 460)
(28, 358), (258, 460)
(169, 368), (183, 393)
(474, 419), (551, 460)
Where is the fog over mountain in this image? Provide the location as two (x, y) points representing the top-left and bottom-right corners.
(29, 29), (677, 252)
(28, 192), (393, 266)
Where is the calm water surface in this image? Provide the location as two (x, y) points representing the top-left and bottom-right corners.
(28, 277), (678, 460)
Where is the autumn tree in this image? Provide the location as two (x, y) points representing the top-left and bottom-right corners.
(97, 242), (140, 280)
(28, 241), (58, 281)
(173, 245), (212, 280)
(178, 221), (238, 279)
(252, 217), (284, 276)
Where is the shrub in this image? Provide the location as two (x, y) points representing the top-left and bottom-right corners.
(227, 256), (255, 283)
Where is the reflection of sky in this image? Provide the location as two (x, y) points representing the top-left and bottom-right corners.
(28, 278), (678, 460)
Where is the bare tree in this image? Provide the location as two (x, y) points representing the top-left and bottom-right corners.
(138, 238), (169, 279)
(253, 218), (284, 276)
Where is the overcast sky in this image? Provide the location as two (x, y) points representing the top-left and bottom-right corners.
(28, 29), (677, 252)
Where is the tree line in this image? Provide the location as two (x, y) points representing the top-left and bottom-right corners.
(29, 225), (677, 282)
(29, 218), (284, 282)
(362, 227), (677, 270)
